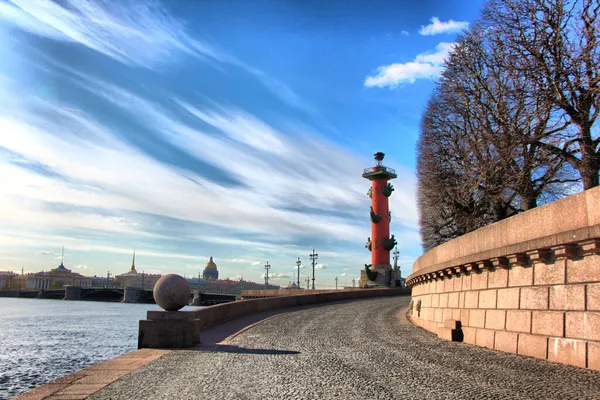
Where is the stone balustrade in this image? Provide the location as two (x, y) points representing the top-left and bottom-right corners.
(139, 287), (410, 349)
(407, 186), (600, 370)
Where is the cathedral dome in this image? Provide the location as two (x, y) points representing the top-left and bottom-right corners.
(204, 256), (217, 270)
(202, 256), (219, 281)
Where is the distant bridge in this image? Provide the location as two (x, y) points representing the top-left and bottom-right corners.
(0, 287), (238, 306)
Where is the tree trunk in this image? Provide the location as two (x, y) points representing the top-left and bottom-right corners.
(579, 127), (599, 190)
(581, 166), (599, 190)
(522, 196), (537, 211)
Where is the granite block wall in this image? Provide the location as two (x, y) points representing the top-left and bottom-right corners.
(407, 187), (600, 371)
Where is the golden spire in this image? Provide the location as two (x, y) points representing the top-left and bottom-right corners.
(128, 249), (138, 274)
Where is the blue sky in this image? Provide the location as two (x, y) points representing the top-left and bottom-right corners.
(0, 0), (484, 288)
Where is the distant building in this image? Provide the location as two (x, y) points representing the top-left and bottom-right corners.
(282, 282), (300, 290)
(26, 248), (92, 289)
(202, 256), (219, 281)
(0, 271), (18, 289)
(114, 250), (161, 290)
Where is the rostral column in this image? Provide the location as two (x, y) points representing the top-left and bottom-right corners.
(359, 152), (397, 287)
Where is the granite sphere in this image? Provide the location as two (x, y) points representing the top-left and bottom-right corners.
(153, 274), (191, 311)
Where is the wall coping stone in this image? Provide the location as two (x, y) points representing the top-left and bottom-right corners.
(408, 187), (600, 287)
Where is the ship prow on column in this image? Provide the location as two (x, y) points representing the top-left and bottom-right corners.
(359, 152), (397, 288)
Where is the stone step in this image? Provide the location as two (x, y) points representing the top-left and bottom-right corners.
(444, 319), (462, 330)
(438, 326), (464, 342)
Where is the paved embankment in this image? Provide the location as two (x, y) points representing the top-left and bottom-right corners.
(91, 297), (600, 400)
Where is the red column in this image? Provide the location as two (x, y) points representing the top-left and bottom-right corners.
(371, 178), (390, 265)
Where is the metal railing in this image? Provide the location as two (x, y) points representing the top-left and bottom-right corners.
(363, 166), (396, 175)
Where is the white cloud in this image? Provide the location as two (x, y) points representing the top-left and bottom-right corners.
(419, 17), (469, 36)
(74, 264), (88, 269)
(262, 272), (292, 279)
(315, 264), (326, 270)
(39, 251), (54, 256)
(0, 232), (210, 262)
(401, 30), (409, 36)
(0, 12), (421, 276)
(0, 0), (313, 117)
(364, 42), (455, 88)
(272, 273), (292, 279)
(340, 272), (347, 277)
(1, 0), (222, 70)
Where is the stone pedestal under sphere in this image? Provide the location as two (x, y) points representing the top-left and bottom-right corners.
(153, 274), (191, 311)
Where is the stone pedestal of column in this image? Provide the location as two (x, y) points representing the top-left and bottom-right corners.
(358, 264), (392, 288)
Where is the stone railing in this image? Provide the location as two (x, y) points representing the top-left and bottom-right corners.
(238, 288), (367, 299)
(407, 186), (600, 371)
(139, 287), (410, 349)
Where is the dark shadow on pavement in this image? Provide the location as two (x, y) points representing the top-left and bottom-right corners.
(195, 344), (300, 355)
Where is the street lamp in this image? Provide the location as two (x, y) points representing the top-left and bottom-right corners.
(296, 257), (301, 289)
(309, 249), (318, 290)
(264, 261), (271, 290)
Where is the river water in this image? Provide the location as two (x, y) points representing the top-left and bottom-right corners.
(0, 298), (197, 399)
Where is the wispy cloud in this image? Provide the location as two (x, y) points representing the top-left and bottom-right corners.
(242, 66), (318, 117)
(39, 251), (54, 256)
(364, 42), (455, 88)
(419, 17), (469, 36)
(0, 1), (421, 279)
(1, 0), (313, 117)
(272, 273), (292, 279)
(0, 73), (418, 271)
(1, 0), (222, 70)
(401, 30), (409, 36)
(1, 232), (210, 262)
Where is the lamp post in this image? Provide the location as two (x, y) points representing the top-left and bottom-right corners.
(296, 257), (301, 289)
(392, 246), (400, 286)
(335, 276), (338, 290)
(264, 261), (271, 290)
(309, 249), (318, 290)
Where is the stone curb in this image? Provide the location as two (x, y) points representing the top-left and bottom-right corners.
(13, 349), (169, 400)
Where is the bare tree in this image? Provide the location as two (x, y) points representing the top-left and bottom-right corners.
(483, 0), (600, 189)
(417, 15), (581, 249)
(417, 93), (496, 250)
(442, 27), (576, 210)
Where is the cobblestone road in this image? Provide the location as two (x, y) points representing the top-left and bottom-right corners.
(92, 297), (600, 400)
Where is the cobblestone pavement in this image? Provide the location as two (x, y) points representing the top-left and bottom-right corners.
(91, 297), (600, 400)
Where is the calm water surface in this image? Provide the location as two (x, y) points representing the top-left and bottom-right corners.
(0, 298), (197, 399)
